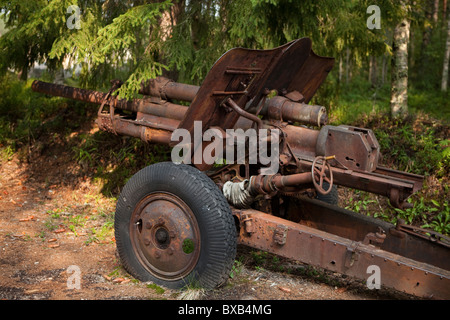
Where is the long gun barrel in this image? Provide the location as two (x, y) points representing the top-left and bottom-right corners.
(32, 78), (327, 126)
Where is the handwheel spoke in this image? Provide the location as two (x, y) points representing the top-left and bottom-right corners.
(311, 156), (334, 196)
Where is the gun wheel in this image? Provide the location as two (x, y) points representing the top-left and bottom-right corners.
(114, 162), (237, 289)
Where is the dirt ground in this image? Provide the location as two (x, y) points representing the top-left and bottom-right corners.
(0, 149), (417, 301)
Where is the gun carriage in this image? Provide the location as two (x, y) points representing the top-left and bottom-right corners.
(32, 38), (449, 299)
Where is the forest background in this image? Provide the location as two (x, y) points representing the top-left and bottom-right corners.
(0, 0), (448, 235)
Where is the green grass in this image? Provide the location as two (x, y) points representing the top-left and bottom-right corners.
(146, 283), (165, 294)
(409, 87), (450, 121)
(327, 76), (449, 125)
(328, 81), (391, 125)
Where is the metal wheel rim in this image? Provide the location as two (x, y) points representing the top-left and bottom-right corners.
(130, 192), (201, 281)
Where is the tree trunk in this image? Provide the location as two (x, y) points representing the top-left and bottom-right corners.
(345, 47), (351, 84)
(420, 0), (436, 74)
(369, 55), (377, 87)
(159, 0), (185, 80)
(390, 19), (410, 119)
(442, 9), (450, 91)
(19, 63), (28, 81)
(422, 0), (434, 47)
(381, 54), (388, 85)
(433, 0), (440, 23)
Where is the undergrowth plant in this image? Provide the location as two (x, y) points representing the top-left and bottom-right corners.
(421, 201), (450, 235)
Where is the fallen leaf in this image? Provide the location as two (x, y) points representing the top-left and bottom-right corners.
(48, 238), (57, 242)
(11, 199), (23, 207)
(113, 277), (125, 283)
(54, 228), (65, 233)
(48, 244), (60, 248)
(19, 215), (35, 222)
(103, 274), (112, 281)
(278, 286), (291, 293)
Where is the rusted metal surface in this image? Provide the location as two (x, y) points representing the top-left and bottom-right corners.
(135, 113), (180, 132)
(248, 172), (312, 195)
(292, 197), (449, 270)
(233, 205), (450, 299)
(310, 156), (334, 195)
(96, 115), (172, 145)
(140, 76), (199, 102)
(267, 97), (327, 126)
(141, 77), (329, 126)
(130, 192), (201, 280)
(32, 80), (116, 105)
(177, 38), (333, 171)
(247, 95), (328, 126)
(32, 80), (189, 121)
(316, 125), (380, 172)
(392, 221), (450, 250)
(224, 98), (263, 130)
(140, 77), (329, 126)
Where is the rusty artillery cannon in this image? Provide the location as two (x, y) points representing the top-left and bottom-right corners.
(32, 38), (449, 298)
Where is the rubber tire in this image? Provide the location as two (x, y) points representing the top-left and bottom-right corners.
(114, 162), (237, 289)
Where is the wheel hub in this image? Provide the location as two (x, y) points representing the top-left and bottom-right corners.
(130, 192), (201, 281)
(155, 228), (169, 246)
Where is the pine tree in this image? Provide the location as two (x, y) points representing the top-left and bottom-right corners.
(0, 0), (61, 80)
(50, 1), (172, 100)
